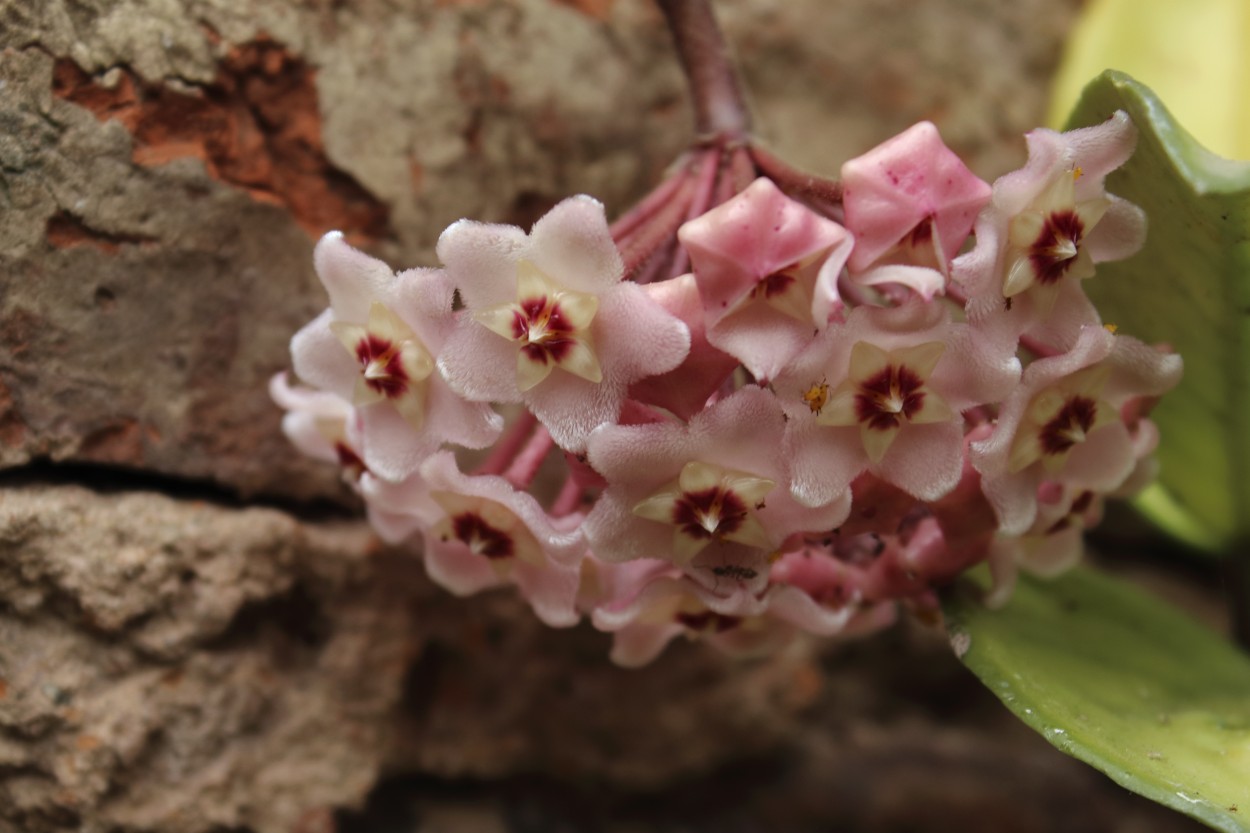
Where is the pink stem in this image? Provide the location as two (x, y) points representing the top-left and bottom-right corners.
(620, 165), (701, 278)
(712, 145), (747, 207)
(728, 143), (757, 193)
(610, 163), (693, 244)
(504, 424), (555, 490)
(550, 474), (585, 517)
(748, 144), (843, 204)
(668, 146), (721, 279)
(474, 410), (537, 476)
(635, 237), (679, 286)
(656, 0), (751, 139)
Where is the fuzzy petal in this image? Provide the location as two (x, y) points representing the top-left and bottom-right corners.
(527, 195), (624, 294)
(841, 121), (990, 271)
(291, 310), (360, 400)
(436, 219), (529, 308)
(628, 274), (740, 418)
(314, 232), (396, 322)
(873, 420), (964, 501)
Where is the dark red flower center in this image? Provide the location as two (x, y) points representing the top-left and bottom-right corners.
(1039, 396), (1098, 456)
(334, 442), (368, 480)
(512, 295), (577, 366)
(1029, 210), (1085, 286)
(854, 365), (927, 431)
(354, 335), (409, 398)
(450, 512), (514, 560)
(672, 488), (749, 541)
(752, 267), (797, 300)
(675, 611), (741, 633)
(906, 216), (934, 247)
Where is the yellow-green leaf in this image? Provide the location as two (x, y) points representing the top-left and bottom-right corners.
(944, 566), (1250, 831)
(1064, 72), (1250, 553)
(1050, 0), (1249, 160)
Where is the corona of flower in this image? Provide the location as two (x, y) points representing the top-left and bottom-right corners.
(275, 111), (1181, 666)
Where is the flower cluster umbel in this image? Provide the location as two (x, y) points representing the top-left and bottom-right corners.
(275, 113), (1180, 666)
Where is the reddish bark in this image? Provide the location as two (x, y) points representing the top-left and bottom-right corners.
(52, 39), (391, 243)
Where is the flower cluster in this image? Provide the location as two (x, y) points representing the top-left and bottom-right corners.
(275, 112), (1180, 666)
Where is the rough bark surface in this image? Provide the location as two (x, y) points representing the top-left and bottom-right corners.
(0, 1), (1211, 831)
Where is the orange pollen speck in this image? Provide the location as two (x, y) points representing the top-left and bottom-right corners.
(1073, 166), (1083, 180)
(802, 381), (829, 414)
(1104, 323), (1118, 334)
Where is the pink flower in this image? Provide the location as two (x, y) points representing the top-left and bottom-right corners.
(841, 121), (991, 299)
(269, 371), (364, 477)
(591, 571), (779, 667)
(627, 274), (741, 419)
(590, 550), (894, 667)
(270, 372), (442, 543)
(583, 386), (849, 568)
(417, 452), (585, 627)
(954, 111), (1146, 349)
(970, 325), (1181, 534)
(984, 486), (1104, 608)
(678, 178), (854, 382)
(776, 300), (1020, 506)
(436, 196), (691, 453)
(290, 233), (503, 481)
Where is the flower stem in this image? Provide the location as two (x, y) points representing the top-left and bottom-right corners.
(610, 163), (692, 244)
(668, 146), (722, 278)
(550, 474), (585, 517)
(656, 0), (751, 140)
(474, 410), (538, 476)
(504, 425), (555, 490)
(748, 143), (843, 204)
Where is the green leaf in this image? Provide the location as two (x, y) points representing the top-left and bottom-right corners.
(943, 566), (1250, 831)
(1064, 72), (1250, 553)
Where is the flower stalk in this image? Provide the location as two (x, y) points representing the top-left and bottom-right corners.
(656, 0), (751, 140)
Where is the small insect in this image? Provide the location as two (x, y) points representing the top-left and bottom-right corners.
(802, 379), (830, 414)
(711, 565), (759, 581)
(1003, 296), (1013, 312)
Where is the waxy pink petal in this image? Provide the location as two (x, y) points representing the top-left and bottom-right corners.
(841, 121), (991, 273)
(437, 196), (690, 452)
(417, 452), (585, 627)
(954, 111), (1144, 350)
(971, 325), (1181, 534)
(584, 386), (849, 566)
(679, 178), (853, 382)
(290, 233), (503, 481)
(777, 300), (1019, 504)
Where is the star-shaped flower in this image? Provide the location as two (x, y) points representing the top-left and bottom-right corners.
(290, 233), (503, 481)
(417, 452), (586, 627)
(970, 325), (1181, 534)
(589, 549), (891, 667)
(583, 385), (849, 568)
(841, 121), (991, 299)
(776, 300), (1020, 506)
(954, 111), (1146, 350)
(436, 196), (691, 453)
(678, 178), (854, 382)
(984, 486), (1104, 608)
